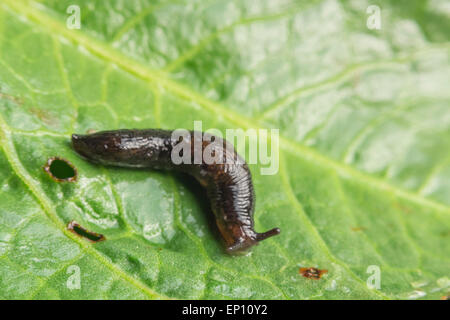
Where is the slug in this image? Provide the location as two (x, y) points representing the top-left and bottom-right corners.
(71, 129), (280, 254)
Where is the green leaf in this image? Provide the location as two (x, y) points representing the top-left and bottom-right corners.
(0, 0), (449, 299)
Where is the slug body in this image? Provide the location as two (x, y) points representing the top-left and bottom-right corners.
(72, 129), (280, 254)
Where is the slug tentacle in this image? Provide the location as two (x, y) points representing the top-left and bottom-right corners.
(71, 129), (280, 254)
(256, 228), (281, 242)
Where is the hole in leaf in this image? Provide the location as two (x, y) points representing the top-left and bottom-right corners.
(43, 157), (77, 182)
(67, 221), (105, 243)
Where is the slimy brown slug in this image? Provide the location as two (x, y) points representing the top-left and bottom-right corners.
(71, 129), (280, 254)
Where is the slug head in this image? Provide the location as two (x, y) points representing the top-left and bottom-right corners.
(72, 132), (124, 165)
(72, 131), (159, 167)
(216, 219), (280, 255)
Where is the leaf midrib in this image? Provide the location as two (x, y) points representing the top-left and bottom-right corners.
(4, 0), (449, 215)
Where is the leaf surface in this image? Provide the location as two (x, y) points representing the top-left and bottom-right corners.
(0, 0), (449, 299)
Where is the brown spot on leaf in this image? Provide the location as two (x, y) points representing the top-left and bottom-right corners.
(299, 267), (328, 280)
(394, 202), (413, 214)
(352, 71), (361, 89)
(0, 91), (23, 105)
(43, 157), (77, 182)
(351, 226), (366, 232)
(67, 221), (105, 243)
(29, 107), (57, 125)
(440, 230), (450, 237)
